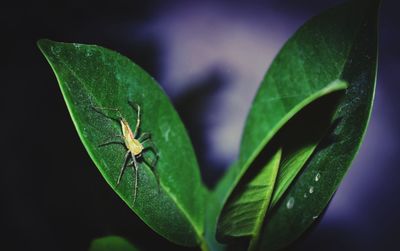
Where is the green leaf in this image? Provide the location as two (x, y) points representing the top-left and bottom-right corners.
(269, 89), (345, 209)
(37, 39), (206, 247)
(217, 149), (282, 247)
(89, 236), (139, 251)
(260, 1), (380, 250)
(216, 0), (379, 250)
(216, 82), (347, 247)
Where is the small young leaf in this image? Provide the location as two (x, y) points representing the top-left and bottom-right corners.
(38, 40), (206, 247)
(217, 148), (282, 244)
(89, 236), (139, 251)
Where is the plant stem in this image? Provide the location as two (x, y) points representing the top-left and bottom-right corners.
(200, 239), (210, 251)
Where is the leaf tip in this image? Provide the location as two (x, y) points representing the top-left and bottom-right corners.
(36, 38), (53, 51)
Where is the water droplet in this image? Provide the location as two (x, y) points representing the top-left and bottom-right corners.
(286, 197), (295, 209)
(312, 215), (318, 220)
(303, 193), (308, 198)
(309, 186), (314, 194)
(315, 173), (321, 182)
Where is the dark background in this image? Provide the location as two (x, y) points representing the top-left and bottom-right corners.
(2, 0), (399, 250)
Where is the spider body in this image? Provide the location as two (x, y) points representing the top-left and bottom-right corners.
(93, 102), (159, 206)
(121, 118), (143, 156)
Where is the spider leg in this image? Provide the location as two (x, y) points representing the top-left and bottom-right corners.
(143, 154), (160, 192)
(128, 101), (141, 138)
(98, 135), (125, 147)
(116, 150), (131, 186)
(98, 141), (124, 147)
(138, 132), (151, 142)
(91, 105), (123, 122)
(142, 139), (159, 167)
(131, 155), (139, 206)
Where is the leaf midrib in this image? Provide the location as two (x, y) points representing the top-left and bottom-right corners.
(247, 149), (281, 251)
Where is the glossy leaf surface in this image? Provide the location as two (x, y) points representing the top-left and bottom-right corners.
(38, 39), (205, 247)
(218, 149), (282, 249)
(260, 1), (379, 250)
(217, 82), (347, 245)
(216, 0), (379, 250)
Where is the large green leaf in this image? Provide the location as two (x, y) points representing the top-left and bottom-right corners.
(216, 0), (379, 250)
(216, 82), (347, 247)
(260, 1), (379, 250)
(37, 39), (206, 247)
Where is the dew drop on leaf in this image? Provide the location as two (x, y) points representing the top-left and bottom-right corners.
(286, 197), (295, 209)
(315, 172), (321, 182)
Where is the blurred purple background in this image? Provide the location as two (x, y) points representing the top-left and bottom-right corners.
(2, 0), (399, 250)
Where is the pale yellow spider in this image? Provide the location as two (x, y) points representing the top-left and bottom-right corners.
(92, 101), (158, 205)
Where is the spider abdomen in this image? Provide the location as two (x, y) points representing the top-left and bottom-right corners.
(127, 138), (144, 156)
(121, 119), (144, 156)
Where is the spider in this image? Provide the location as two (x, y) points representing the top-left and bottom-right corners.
(92, 101), (159, 205)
